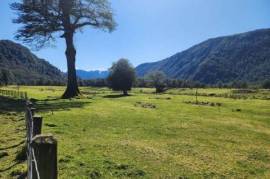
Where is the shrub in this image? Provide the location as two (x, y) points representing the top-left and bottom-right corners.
(107, 59), (136, 95)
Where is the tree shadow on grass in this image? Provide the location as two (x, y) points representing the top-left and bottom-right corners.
(103, 94), (132, 98)
(0, 96), (25, 114)
(34, 99), (92, 113)
(0, 97), (26, 176)
(0, 140), (25, 151)
(0, 162), (21, 173)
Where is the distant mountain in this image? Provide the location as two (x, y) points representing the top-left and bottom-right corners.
(76, 70), (108, 80)
(0, 40), (65, 85)
(136, 29), (270, 84)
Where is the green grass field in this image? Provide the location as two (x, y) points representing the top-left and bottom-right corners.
(0, 86), (270, 178)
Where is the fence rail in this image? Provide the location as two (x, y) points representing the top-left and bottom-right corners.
(25, 101), (58, 179)
(0, 89), (28, 99)
(0, 88), (58, 178)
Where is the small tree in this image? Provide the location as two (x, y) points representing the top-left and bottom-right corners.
(146, 71), (167, 93)
(107, 59), (135, 95)
(11, 0), (116, 98)
(262, 80), (270, 89)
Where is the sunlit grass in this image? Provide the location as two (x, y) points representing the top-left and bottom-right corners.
(0, 86), (269, 178)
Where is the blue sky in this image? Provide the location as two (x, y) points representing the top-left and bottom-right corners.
(0, 0), (270, 71)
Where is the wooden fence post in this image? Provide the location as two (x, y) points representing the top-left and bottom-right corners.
(33, 116), (43, 137)
(31, 134), (57, 179)
(30, 108), (36, 116)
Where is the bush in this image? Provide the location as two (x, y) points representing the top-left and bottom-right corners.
(146, 71), (167, 93)
(107, 59), (136, 95)
(262, 80), (270, 89)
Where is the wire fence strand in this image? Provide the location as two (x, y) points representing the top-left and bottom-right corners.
(32, 148), (41, 179)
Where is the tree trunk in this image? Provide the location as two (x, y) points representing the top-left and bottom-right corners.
(62, 32), (80, 99)
(123, 90), (128, 96)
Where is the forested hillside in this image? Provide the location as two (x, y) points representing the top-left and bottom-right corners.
(0, 40), (65, 85)
(136, 28), (270, 84)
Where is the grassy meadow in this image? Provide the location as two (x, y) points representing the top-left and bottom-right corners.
(0, 86), (270, 178)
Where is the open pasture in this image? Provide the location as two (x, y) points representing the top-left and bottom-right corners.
(0, 86), (270, 178)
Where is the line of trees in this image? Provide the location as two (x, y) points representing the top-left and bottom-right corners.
(77, 58), (206, 95)
(2, 59), (269, 91)
(9, 0), (270, 98)
(0, 68), (65, 86)
(78, 59), (270, 95)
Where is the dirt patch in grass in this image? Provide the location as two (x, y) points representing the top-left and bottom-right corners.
(149, 97), (172, 100)
(184, 101), (222, 107)
(135, 102), (156, 109)
(103, 160), (145, 178)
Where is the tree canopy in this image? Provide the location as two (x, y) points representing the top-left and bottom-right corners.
(146, 71), (167, 93)
(262, 80), (270, 89)
(11, 0), (116, 98)
(107, 59), (136, 95)
(11, 0), (116, 49)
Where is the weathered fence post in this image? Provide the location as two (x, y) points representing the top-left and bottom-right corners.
(30, 108), (36, 116)
(31, 134), (58, 179)
(33, 116), (43, 137)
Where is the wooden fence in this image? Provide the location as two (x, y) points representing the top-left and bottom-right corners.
(0, 89), (28, 99)
(25, 101), (58, 179)
(0, 89), (58, 178)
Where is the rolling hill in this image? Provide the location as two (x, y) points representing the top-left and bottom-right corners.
(136, 28), (270, 84)
(0, 40), (65, 85)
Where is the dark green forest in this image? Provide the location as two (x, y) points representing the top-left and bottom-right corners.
(0, 40), (65, 86)
(136, 28), (270, 85)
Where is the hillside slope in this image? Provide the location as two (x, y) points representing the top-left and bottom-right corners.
(136, 29), (270, 84)
(0, 40), (65, 85)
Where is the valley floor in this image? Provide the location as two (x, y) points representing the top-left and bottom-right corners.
(0, 86), (270, 178)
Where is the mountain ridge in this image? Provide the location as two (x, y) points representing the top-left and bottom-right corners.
(136, 28), (270, 84)
(0, 40), (65, 85)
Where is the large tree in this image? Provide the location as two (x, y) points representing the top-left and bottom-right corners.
(107, 59), (136, 96)
(11, 0), (116, 98)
